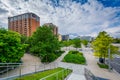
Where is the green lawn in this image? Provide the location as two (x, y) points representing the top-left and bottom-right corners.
(97, 63), (109, 69)
(15, 67), (72, 80)
(62, 51), (86, 64)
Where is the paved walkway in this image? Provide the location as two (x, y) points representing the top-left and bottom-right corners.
(83, 48), (120, 80)
(59, 62), (86, 80)
(59, 47), (86, 80)
(0, 54), (42, 78)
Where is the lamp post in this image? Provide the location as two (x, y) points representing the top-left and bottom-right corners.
(108, 45), (111, 72)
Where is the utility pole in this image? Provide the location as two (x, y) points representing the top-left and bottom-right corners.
(108, 45), (111, 72)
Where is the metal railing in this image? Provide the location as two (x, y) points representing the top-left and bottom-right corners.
(84, 68), (98, 80)
(0, 62), (58, 80)
(40, 68), (70, 80)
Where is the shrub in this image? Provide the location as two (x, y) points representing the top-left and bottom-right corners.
(63, 51), (86, 64)
(69, 51), (79, 54)
(41, 53), (57, 62)
(41, 50), (65, 62)
(97, 63), (108, 69)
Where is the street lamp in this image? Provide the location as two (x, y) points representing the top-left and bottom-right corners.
(108, 45), (111, 72)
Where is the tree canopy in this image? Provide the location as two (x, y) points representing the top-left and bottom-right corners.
(113, 38), (120, 43)
(29, 26), (60, 62)
(0, 29), (27, 63)
(60, 38), (81, 48)
(92, 31), (118, 61)
(81, 40), (88, 47)
(72, 38), (81, 48)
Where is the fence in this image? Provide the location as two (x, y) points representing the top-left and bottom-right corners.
(0, 62), (58, 80)
(84, 68), (98, 80)
(40, 68), (71, 80)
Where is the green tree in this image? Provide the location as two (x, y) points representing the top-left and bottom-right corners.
(113, 38), (120, 43)
(92, 31), (118, 62)
(82, 40), (88, 47)
(0, 29), (26, 63)
(62, 41), (71, 47)
(21, 35), (28, 44)
(21, 35), (30, 52)
(72, 38), (81, 48)
(110, 45), (119, 58)
(30, 26), (60, 62)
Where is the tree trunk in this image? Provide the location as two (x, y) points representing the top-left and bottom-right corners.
(104, 53), (106, 63)
(46, 56), (47, 62)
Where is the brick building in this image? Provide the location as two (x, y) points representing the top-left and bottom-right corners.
(8, 13), (40, 36)
(43, 23), (58, 36)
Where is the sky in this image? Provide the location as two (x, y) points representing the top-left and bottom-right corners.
(0, 0), (120, 38)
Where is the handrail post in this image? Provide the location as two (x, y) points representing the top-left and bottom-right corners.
(7, 64), (8, 77)
(19, 64), (22, 78)
(35, 62), (36, 73)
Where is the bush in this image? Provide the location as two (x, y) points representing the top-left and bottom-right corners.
(63, 51), (86, 64)
(69, 51), (78, 54)
(55, 51), (65, 57)
(41, 53), (57, 62)
(41, 50), (65, 62)
(97, 63), (108, 69)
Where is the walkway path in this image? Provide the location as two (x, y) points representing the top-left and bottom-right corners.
(83, 48), (120, 80)
(60, 47), (86, 80)
(0, 53), (42, 78)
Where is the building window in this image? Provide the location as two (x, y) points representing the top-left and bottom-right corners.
(9, 18), (13, 22)
(18, 16), (22, 20)
(14, 17), (18, 21)
(36, 17), (39, 21)
(22, 14), (25, 19)
(25, 14), (28, 19)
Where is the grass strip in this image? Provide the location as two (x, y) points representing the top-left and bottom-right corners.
(15, 67), (72, 80)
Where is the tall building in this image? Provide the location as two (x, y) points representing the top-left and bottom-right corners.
(8, 13), (40, 36)
(62, 35), (69, 41)
(43, 23), (58, 36)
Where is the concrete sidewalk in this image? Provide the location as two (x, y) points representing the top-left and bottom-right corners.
(0, 54), (42, 78)
(84, 51), (120, 80)
(55, 48), (86, 80)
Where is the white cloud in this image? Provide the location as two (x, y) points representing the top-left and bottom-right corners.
(0, 0), (120, 38)
(104, 27), (120, 33)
